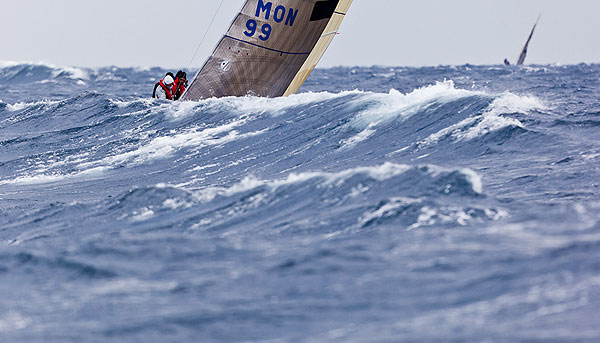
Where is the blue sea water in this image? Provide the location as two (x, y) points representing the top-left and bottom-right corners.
(0, 62), (599, 342)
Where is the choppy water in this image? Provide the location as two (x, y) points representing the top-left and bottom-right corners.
(1, 62), (599, 342)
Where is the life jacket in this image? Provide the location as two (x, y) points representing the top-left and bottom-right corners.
(152, 80), (173, 100)
(172, 78), (186, 100)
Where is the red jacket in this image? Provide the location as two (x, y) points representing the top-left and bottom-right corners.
(153, 80), (173, 100)
(172, 78), (186, 100)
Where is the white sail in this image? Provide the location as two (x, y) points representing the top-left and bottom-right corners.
(183, 0), (352, 101)
(517, 15), (541, 66)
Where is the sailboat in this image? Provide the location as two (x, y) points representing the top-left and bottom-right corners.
(516, 15), (541, 66)
(182, 0), (353, 101)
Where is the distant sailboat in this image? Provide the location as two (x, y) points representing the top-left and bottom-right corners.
(503, 15), (541, 66)
(183, 0), (353, 101)
(516, 15), (541, 65)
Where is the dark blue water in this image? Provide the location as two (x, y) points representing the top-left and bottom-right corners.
(1, 62), (599, 342)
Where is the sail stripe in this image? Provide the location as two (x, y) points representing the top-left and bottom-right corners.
(224, 35), (312, 55)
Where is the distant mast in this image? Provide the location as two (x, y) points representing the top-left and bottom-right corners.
(183, 0), (353, 101)
(516, 15), (541, 66)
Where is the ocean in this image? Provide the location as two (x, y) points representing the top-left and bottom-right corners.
(1, 62), (599, 342)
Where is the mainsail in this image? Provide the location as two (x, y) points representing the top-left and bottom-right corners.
(182, 0), (352, 101)
(516, 15), (541, 66)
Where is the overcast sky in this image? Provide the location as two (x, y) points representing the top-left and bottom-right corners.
(2, 0), (599, 69)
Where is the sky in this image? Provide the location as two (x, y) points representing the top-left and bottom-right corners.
(1, 0), (600, 69)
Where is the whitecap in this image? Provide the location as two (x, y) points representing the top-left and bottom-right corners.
(6, 99), (61, 112)
(350, 80), (483, 129)
(77, 118), (266, 169)
(50, 65), (90, 80)
(0, 166), (108, 186)
(194, 162), (482, 203)
(0, 61), (90, 80)
(109, 98), (154, 108)
(0, 173), (67, 185)
(420, 91), (546, 145)
(339, 122), (378, 149)
(192, 89), (360, 117)
(130, 207), (155, 221)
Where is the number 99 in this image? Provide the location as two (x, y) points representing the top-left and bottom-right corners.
(243, 20), (272, 41)
(259, 24), (272, 41)
(244, 19), (257, 37)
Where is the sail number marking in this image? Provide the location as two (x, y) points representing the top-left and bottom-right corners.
(244, 0), (299, 41)
(244, 20), (272, 41)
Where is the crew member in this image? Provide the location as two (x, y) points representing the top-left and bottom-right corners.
(504, 58), (511, 66)
(172, 70), (188, 100)
(153, 74), (175, 100)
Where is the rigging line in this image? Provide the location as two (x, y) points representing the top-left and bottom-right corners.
(187, 0), (226, 70)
